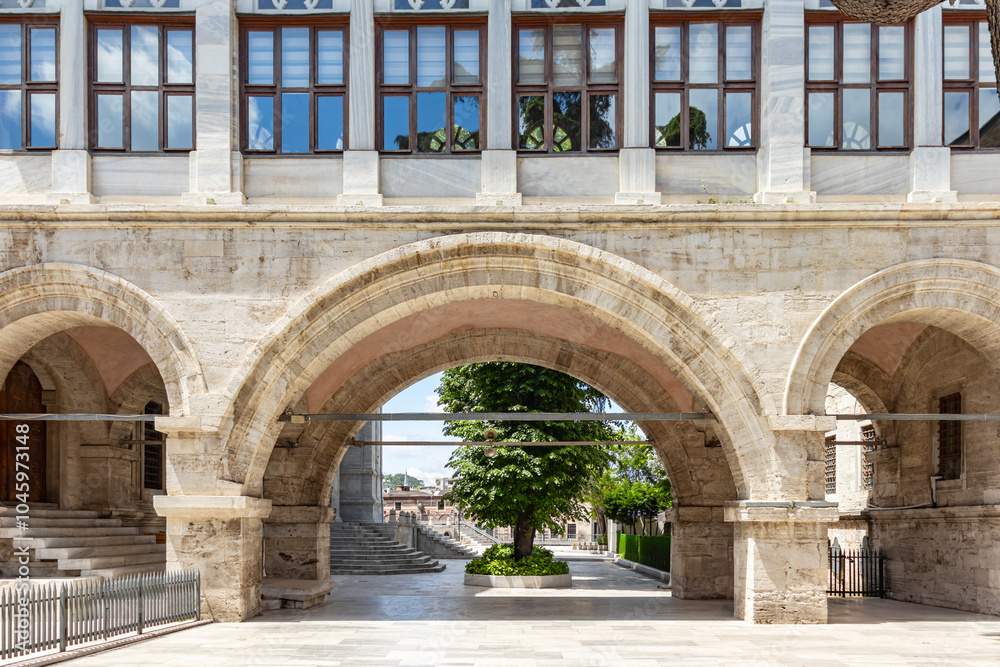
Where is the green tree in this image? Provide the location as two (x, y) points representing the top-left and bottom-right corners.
(586, 439), (671, 537)
(383, 472), (426, 488)
(438, 362), (616, 560)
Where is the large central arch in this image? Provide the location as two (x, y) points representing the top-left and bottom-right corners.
(221, 232), (778, 500)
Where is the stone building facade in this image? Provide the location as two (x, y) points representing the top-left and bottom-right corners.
(0, 0), (999, 627)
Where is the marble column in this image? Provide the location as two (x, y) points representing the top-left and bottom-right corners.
(478, 0), (521, 205)
(726, 502), (838, 624)
(338, 0), (383, 206)
(909, 6), (957, 203)
(615, 0), (660, 205)
(264, 505), (335, 581)
(184, 0), (245, 205)
(754, 0), (815, 204)
(48, 0), (94, 204)
(670, 506), (734, 600)
(154, 495), (271, 622)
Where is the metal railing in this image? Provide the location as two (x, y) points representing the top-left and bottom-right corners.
(828, 546), (885, 598)
(0, 569), (200, 661)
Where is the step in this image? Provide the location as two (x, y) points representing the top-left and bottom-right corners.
(58, 548), (166, 571)
(0, 526), (142, 538)
(0, 508), (100, 520)
(331, 555), (435, 565)
(330, 564), (446, 575)
(83, 563), (167, 579)
(31, 535), (158, 549)
(37, 543), (165, 560)
(0, 517), (122, 528)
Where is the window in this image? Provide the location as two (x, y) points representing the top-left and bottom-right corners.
(861, 424), (876, 490)
(943, 16), (999, 148)
(437, 499), (445, 509)
(937, 392), (962, 480)
(90, 21), (194, 152)
(142, 401), (164, 491)
(651, 18), (757, 150)
(805, 19), (910, 150)
(0, 21), (57, 150)
(242, 22), (348, 153)
(394, 501), (402, 510)
(515, 20), (620, 152)
(378, 22), (484, 153)
(825, 435), (837, 495)
(566, 523), (576, 539)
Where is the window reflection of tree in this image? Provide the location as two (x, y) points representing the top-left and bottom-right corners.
(589, 94), (614, 149)
(553, 91), (581, 151)
(654, 107), (712, 149)
(519, 95), (545, 149)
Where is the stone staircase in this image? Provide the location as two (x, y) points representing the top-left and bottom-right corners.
(0, 507), (166, 579)
(414, 524), (481, 557)
(329, 523), (445, 575)
(371, 522), (478, 559)
(456, 523), (501, 550)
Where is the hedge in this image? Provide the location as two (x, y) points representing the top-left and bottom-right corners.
(617, 533), (671, 572)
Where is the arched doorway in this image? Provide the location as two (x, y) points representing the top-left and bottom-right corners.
(0, 360), (47, 503)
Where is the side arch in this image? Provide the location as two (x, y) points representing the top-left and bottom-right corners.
(784, 259), (1000, 416)
(0, 263), (206, 415)
(223, 232), (777, 499)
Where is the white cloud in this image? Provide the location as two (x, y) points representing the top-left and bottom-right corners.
(382, 434), (410, 442)
(425, 394), (446, 413)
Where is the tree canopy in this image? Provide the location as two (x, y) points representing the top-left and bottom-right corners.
(383, 472), (426, 489)
(439, 362), (618, 559)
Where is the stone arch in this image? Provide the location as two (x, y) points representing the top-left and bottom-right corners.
(226, 233), (773, 499)
(784, 259), (1000, 416)
(0, 263), (205, 415)
(263, 328), (737, 509)
(108, 363), (170, 442)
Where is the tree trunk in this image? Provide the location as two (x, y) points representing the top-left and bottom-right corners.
(512, 509), (536, 560)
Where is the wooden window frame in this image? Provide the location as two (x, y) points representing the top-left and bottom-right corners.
(942, 12), (998, 150)
(649, 13), (760, 152)
(376, 16), (486, 155)
(804, 15), (913, 152)
(88, 16), (196, 154)
(0, 18), (59, 152)
(513, 17), (622, 153)
(937, 392), (963, 481)
(240, 16), (350, 155)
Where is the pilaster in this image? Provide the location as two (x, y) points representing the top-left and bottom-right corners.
(754, 0), (815, 204)
(184, 0), (245, 205)
(478, 0), (520, 205)
(48, 0), (94, 204)
(615, 0), (659, 204)
(670, 506), (734, 600)
(339, 0), (383, 205)
(154, 495), (272, 622)
(909, 7), (957, 203)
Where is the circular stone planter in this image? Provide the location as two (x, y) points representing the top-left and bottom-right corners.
(464, 573), (572, 589)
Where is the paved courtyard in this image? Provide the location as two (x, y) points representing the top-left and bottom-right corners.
(63, 560), (1000, 666)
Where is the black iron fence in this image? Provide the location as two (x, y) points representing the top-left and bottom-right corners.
(0, 569), (200, 661)
(828, 546), (885, 597)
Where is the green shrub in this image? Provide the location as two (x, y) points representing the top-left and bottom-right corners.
(617, 534), (671, 572)
(465, 544), (570, 576)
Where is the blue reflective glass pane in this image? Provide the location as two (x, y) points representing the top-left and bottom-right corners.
(247, 96), (274, 150)
(842, 88), (871, 149)
(589, 28), (616, 83)
(416, 91), (446, 152)
(518, 29), (545, 85)
(944, 91), (971, 146)
(726, 26), (752, 81)
(417, 26), (446, 88)
(317, 31), (344, 85)
(725, 92), (752, 147)
(980, 23), (995, 83)
(248, 31), (274, 85)
(30, 28), (56, 82)
(282, 28), (309, 88)
(553, 25), (582, 87)
(29, 93), (55, 148)
(281, 92), (309, 153)
(166, 31), (193, 85)
(384, 31), (409, 85)
(552, 90), (582, 152)
(654, 92), (681, 147)
(131, 90), (159, 151)
(878, 26), (904, 80)
(589, 94), (615, 148)
(453, 95), (479, 150)
(690, 23), (719, 84)
(688, 88), (718, 149)
(0, 25), (20, 85)
(653, 27), (681, 81)
(383, 96), (409, 150)
(131, 26), (159, 86)
(97, 29), (123, 83)
(317, 95), (344, 150)
(167, 95), (193, 149)
(944, 25), (970, 80)
(0, 90), (21, 149)
(808, 26), (834, 81)
(453, 31), (479, 85)
(843, 23), (871, 84)
(808, 92), (834, 147)
(877, 92), (904, 147)
(97, 94), (123, 149)
(979, 87), (1000, 147)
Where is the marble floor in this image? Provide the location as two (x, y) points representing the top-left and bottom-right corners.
(62, 560), (1000, 666)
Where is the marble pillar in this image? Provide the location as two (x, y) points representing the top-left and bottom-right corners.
(670, 506), (734, 600)
(478, 0), (521, 205)
(339, 0), (383, 206)
(154, 495), (271, 622)
(616, 0), (660, 204)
